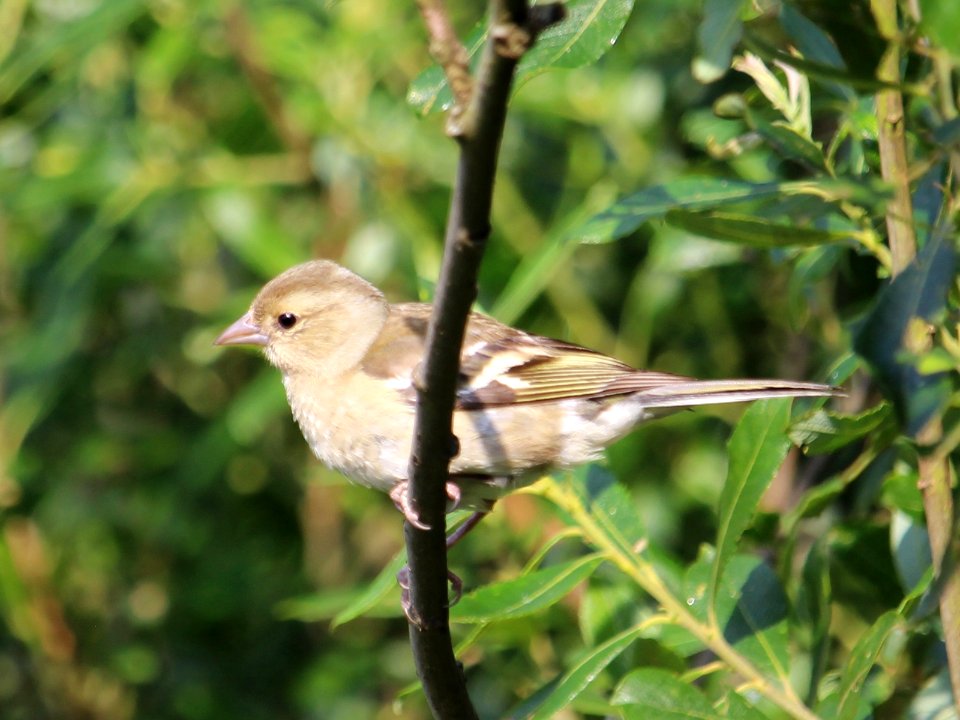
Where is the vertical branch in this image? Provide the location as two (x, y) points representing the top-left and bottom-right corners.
(871, 0), (960, 706)
(871, 0), (917, 275)
(404, 1), (564, 718)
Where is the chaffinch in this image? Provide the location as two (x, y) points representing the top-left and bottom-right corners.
(216, 260), (836, 522)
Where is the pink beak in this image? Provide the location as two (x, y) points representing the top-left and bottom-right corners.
(215, 311), (268, 347)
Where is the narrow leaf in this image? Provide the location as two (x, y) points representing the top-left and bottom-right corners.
(693, 0), (745, 84)
(666, 210), (855, 247)
(574, 176), (881, 244)
(612, 668), (720, 719)
(527, 624), (645, 720)
(710, 399), (792, 609)
(853, 230), (957, 436)
(407, 0), (635, 114)
(722, 691), (771, 720)
(331, 549), (407, 628)
(576, 177), (786, 243)
(779, 4), (854, 100)
(789, 404), (894, 454)
(519, 0), (636, 72)
(451, 554), (605, 623)
(832, 611), (901, 720)
(688, 553), (791, 684)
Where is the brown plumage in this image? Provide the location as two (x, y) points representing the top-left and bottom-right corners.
(216, 259), (838, 511)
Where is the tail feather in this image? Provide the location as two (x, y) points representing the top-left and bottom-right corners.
(634, 379), (840, 410)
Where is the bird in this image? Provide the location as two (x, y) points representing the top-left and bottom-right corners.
(215, 259), (838, 533)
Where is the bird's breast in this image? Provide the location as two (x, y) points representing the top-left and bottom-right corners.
(281, 371), (410, 492)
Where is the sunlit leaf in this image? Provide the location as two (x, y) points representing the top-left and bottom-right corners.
(526, 624), (645, 720)
(711, 399), (792, 610)
(789, 404), (894, 454)
(612, 667), (719, 719)
(451, 554), (605, 623)
(688, 553), (791, 684)
(407, 0), (636, 114)
(918, 0), (960, 58)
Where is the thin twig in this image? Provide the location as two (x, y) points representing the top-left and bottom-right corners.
(416, 0), (474, 119)
(403, 1), (564, 718)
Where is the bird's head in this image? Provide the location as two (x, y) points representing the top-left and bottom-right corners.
(215, 260), (389, 376)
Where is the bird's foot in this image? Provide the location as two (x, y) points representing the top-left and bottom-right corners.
(397, 565), (463, 626)
(389, 480), (462, 530)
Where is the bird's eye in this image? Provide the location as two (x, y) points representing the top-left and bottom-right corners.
(277, 312), (298, 330)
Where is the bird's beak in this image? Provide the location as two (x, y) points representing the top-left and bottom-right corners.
(215, 311), (268, 347)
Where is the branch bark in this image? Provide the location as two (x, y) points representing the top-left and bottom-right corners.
(404, 1), (563, 717)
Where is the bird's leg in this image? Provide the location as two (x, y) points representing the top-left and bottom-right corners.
(396, 509), (490, 623)
(389, 479), (462, 530)
(445, 510), (486, 550)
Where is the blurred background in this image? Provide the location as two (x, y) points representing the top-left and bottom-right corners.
(0, 1), (854, 718)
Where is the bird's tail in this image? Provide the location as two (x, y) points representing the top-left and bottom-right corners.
(633, 379), (840, 410)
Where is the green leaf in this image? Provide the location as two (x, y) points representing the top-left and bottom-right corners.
(526, 624), (645, 720)
(406, 26), (486, 115)
(688, 554), (791, 684)
(573, 176), (881, 244)
(711, 399), (792, 610)
(831, 611), (901, 720)
(576, 177), (785, 243)
(919, 0), (960, 59)
(665, 210), (855, 248)
(786, 477), (845, 523)
(275, 587), (390, 623)
(788, 404), (894, 454)
(693, 0), (745, 84)
(796, 539), (831, 704)
(579, 582), (639, 648)
(331, 549), (407, 628)
(407, 0), (636, 114)
(890, 510), (932, 594)
(520, 0), (636, 72)
(451, 554), (605, 623)
(612, 668), (720, 719)
(742, 112), (826, 170)
(853, 230), (957, 436)
(779, 4), (854, 100)
(721, 691), (770, 720)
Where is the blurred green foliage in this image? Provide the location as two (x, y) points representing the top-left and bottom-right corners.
(1, 0), (959, 718)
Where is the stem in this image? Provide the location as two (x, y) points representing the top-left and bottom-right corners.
(416, 0), (474, 116)
(871, 0), (917, 275)
(871, 1), (960, 707)
(404, 1), (564, 718)
(542, 481), (822, 720)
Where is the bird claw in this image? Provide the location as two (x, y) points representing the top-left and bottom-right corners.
(397, 565), (463, 626)
(389, 480), (463, 530)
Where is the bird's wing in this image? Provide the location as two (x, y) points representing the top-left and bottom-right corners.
(456, 331), (693, 408)
(363, 305), (837, 409)
(362, 304), (685, 407)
